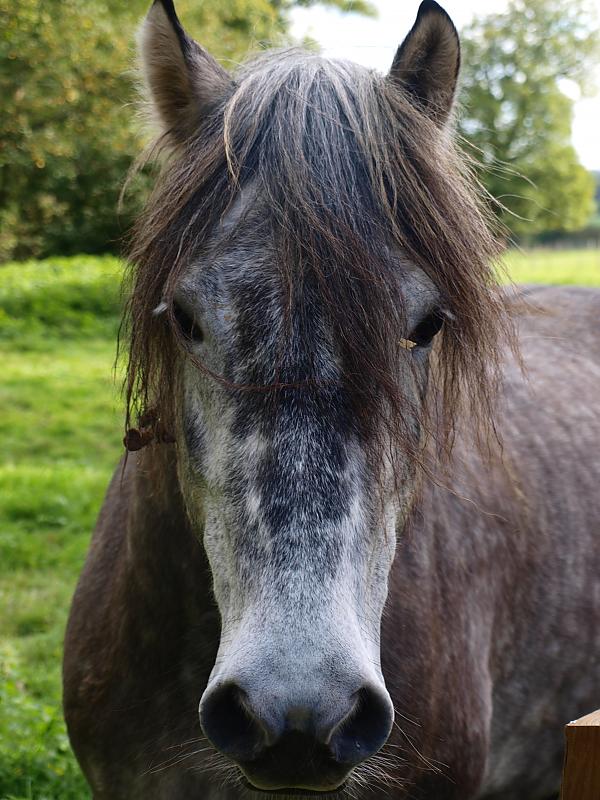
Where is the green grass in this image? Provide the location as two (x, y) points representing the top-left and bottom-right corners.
(0, 249), (599, 799)
(505, 247), (600, 285)
(0, 256), (122, 800)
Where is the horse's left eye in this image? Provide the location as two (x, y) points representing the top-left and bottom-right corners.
(407, 309), (445, 349)
(173, 301), (204, 343)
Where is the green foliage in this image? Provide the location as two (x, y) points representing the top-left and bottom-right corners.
(458, 0), (599, 238)
(1, 1), (143, 260)
(0, 0), (371, 262)
(592, 170), (600, 221)
(0, 251), (598, 797)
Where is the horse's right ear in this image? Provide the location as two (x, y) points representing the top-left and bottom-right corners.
(388, 0), (460, 126)
(138, 0), (232, 143)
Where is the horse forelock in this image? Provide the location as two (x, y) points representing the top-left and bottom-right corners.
(124, 48), (513, 467)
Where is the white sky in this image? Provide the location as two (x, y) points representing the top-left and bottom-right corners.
(290, 0), (600, 170)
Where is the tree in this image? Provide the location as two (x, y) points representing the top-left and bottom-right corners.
(458, 0), (599, 239)
(0, 0), (372, 261)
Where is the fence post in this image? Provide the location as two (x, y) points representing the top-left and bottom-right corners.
(561, 710), (600, 800)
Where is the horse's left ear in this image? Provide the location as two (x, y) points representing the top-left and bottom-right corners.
(388, 0), (460, 126)
(138, 0), (233, 143)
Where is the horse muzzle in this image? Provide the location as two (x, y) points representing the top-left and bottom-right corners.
(199, 676), (394, 792)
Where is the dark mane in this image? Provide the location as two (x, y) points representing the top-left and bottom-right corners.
(124, 49), (511, 463)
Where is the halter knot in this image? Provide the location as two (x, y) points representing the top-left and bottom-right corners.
(123, 409), (175, 451)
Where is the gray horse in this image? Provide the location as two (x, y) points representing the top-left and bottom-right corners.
(63, 1), (600, 798)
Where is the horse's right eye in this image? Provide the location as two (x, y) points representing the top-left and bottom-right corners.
(173, 301), (204, 343)
(407, 309), (445, 349)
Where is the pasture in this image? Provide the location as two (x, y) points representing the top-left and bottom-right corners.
(1, 248), (599, 800)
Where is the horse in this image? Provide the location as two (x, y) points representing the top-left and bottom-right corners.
(62, 1), (600, 798)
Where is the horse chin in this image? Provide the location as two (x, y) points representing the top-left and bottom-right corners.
(241, 778), (348, 797)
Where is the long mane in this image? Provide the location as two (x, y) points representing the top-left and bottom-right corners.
(124, 49), (512, 463)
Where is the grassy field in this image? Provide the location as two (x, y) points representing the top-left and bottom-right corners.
(1, 248), (599, 799)
(0, 256), (122, 800)
(505, 247), (600, 285)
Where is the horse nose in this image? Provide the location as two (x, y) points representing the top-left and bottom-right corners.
(199, 680), (394, 770)
(200, 683), (272, 761)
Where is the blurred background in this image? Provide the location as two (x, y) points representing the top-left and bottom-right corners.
(0, 0), (599, 797)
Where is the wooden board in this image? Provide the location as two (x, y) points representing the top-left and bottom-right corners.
(561, 710), (600, 800)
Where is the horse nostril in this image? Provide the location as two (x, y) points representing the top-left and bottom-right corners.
(200, 679), (394, 777)
(328, 685), (394, 765)
(200, 682), (269, 762)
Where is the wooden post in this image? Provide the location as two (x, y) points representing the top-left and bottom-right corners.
(561, 710), (600, 800)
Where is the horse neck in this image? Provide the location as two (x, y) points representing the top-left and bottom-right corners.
(89, 446), (221, 693)
(125, 445), (214, 613)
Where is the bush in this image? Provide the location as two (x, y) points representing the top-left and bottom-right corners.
(0, 0), (150, 260)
